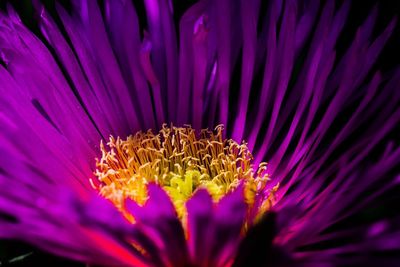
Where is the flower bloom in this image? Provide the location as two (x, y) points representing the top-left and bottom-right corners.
(1, 0), (400, 266)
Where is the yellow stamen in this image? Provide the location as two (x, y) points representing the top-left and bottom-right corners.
(93, 124), (277, 221)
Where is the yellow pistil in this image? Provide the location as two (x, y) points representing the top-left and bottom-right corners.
(93, 124), (277, 220)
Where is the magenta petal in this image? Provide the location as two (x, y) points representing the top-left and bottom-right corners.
(126, 184), (189, 266)
(186, 186), (247, 266)
(212, 186), (247, 266)
(186, 188), (214, 265)
(127, 184), (177, 221)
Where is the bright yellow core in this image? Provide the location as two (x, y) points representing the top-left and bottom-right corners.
(93, 125), (276, 219)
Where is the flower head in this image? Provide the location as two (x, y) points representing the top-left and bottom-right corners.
(0, 0), (399, 266)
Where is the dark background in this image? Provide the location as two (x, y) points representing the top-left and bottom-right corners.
(0, 0), (399, 266)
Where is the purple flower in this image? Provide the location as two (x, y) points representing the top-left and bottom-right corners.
(1, 0), (399, 266)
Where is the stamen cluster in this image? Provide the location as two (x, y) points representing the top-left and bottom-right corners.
(94, 125), (276, 219)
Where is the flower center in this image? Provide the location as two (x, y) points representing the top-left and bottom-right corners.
(93, 125), (277, 220)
